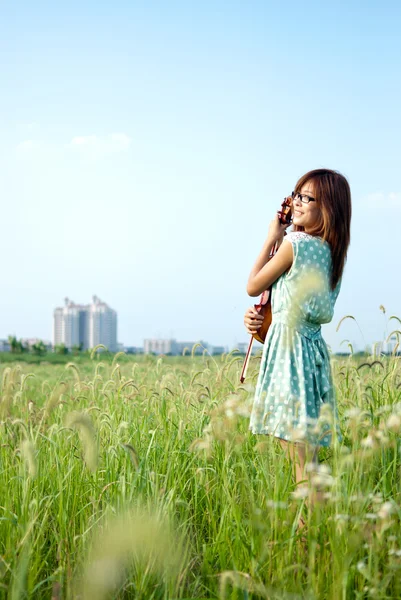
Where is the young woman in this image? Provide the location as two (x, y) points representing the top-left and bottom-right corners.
(244, 168), (351, 501)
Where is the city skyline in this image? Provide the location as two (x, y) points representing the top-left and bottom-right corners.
(0, 331), (398, 357)
(2, 299), (399, 357)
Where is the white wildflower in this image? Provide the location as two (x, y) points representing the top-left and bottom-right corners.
(291, 486), (309, 499)
(345, 407), (362, 419)
(361, 435), (375, 448)
(117, 421), (129, 432)
(386, 414), (401, 432)
(374, 430), (389, 444)
(357, 560), (366, 572)
(224, 397), (237, 409)
(266, 500), (288, 509)
(311, 473), (335, 488)
(394, 402), (401, 413)
(305, 462), (317, 473)
(305, 462), (331, 475)
(290, 428), (306, 441)
(378, 501), (394, 520)
(236, 403), (251, 417)
(324, 491), (340, 501)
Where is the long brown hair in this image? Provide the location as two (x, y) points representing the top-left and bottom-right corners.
(292, 168), (351, 290)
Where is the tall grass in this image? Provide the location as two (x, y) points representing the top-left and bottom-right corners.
(1, 345), (401, 599)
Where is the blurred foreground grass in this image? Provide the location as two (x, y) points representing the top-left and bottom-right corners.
(1, 348), (401, 599)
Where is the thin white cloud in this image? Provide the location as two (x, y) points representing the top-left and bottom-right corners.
(14, 132), (132, 161)
(365, 192), (384, 203)
(16, 122), (40, 134)
(365, 192), (401, 207)
(69, 135), (98, 148)
(15, 140), (41, 153)
(109, 133), (131, 150)
(68, 133), (132, 157)
(389, 192), (401, 206)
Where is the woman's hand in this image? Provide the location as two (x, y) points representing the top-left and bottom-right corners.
(244, 306), (264, 334)
(267, 213), (291, 245)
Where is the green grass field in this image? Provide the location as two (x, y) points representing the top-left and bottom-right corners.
(1, 348), (401, 599)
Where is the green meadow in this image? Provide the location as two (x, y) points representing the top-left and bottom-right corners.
(1, 343), (401, 599)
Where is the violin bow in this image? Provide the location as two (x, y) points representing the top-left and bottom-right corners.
(239, 196), (292, 384)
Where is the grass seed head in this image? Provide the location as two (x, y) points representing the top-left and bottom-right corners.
(65, 411), (98, 472)
(79, 507), (185, 600)
(20, 439), (37, 478)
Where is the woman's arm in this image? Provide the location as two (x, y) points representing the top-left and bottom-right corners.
(246, 238), (293, 297)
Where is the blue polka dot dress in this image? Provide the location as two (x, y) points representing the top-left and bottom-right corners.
(249, 231), (342, 447)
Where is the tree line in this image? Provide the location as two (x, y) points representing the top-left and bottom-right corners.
(6, 336), (83, 356)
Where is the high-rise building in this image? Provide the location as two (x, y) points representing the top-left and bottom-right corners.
(89, 295), (118, 352)
(53, 307), (64, 347)
(53, 296), (118, 352)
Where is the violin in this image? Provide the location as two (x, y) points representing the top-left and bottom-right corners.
(239, 196), (293, 384)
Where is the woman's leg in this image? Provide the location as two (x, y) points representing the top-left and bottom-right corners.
(278, 439), (319, 484)
(278, 438), (321, 529)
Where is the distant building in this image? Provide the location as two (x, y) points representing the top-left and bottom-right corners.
(124, 346), (144, 355)
(53, 296), (118, 352)
(372, 341), (384, 357)
(0, 339), (11, 352)
(387, 334), (399, 355)
(176, 341), (209, 355)
(210, 346), (226, 355)
(143, 339), (208, 356)
(89, 296), (118, 352)
(235, 342), (262, 355)
(372, 337), (400, 356)
(54, 299), (88, 349)
(144, 339), (179, 355)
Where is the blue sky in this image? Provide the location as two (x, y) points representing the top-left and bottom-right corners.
(1, 0), (400, 353)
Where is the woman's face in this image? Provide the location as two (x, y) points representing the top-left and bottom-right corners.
(291, 181), (321, 233)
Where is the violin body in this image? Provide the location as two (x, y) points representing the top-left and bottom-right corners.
(252, 289), (272, 344)
(240, 195), (293, 383)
